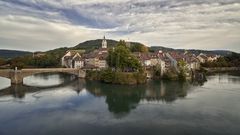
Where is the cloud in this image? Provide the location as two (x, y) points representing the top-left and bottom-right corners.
(0, 0), (240, 52)
(0, 15), (109, 51)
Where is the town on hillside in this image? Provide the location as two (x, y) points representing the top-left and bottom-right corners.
(61, 36), (220, 78)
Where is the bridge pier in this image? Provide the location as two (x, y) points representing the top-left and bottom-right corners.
(10, 70), (23, 84)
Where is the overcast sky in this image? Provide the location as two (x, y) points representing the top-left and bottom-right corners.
(0, 0), (240, 52)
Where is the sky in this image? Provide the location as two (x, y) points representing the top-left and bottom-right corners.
(0, 0), (240, 52)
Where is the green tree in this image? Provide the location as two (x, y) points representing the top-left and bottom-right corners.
(178, 60), (188, 81)
(107, 40), (142, 72)
(130, 44), (148, 53)
(0, 58), (6, 66)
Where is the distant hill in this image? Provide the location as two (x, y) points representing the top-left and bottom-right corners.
(149, 46), (233, 56)
(73, 39), (233, 56)
(73, 39), (118, 50)
(1, 39), (235, 60)
(0, 49), (32, 59)
(72, 39), (144, 52)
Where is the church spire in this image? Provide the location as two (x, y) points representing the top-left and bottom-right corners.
(102, 35), (107, 48)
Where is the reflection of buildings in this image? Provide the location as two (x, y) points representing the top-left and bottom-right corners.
(143, 80), (190, 103)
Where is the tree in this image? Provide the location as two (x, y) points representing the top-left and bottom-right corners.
(130, 44), (148, 53)
(153, 64), (162, 77)
(0, 58), (6, 66)
(178, 60), (188, 80)
(107, 40), (142, 72)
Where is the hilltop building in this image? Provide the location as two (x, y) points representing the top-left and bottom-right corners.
(102, 36), (107, 48)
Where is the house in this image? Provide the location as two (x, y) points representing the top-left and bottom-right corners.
(151, 51), (166, 75)
(185, 57), (200, 71)
(165, 52), (179, 71)
(84, 51), (108, 69)
(133, 51), (166, 76)
(206, 54), (219, 62)
(61, 50), (85, 68)
(133, 52), (151, 67)
(197, 53), (208, 63)
(165, 51), (200, 72)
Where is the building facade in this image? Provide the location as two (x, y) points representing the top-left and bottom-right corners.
(61, 50), (85, 68)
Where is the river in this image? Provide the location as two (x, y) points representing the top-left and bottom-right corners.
(0, 72), (239, 135)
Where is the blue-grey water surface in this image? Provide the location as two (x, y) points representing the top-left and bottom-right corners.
(0, 72), (240, 135)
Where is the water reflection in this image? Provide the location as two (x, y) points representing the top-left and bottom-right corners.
(0, 72), (240, 135)
(0, 81), (80, 99)
(0, 77), (204, 117)
(23, 72), (76, 87)
(85, 80), (201, 116)
(0, 76), (10, 90)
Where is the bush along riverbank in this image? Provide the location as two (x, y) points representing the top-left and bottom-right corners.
(86, 69), (147, 85)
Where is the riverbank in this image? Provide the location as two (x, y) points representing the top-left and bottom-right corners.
(86, 70), (147, 85)
(86, 69), (208, 85)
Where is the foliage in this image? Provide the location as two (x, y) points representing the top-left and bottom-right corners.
(177, 60), (188, 81)
(107, 40), (142, 72)
(153, 64), (162, 78)
(0, 49), (31, 59)
(8, 53), (61, 69)
(0, 58), (6, 66)
(86, 69), (147, 85)
(130, 44), (148, 53)
(86, 70), (102, 80)
(101, 69), (115, 83)
(162, 70), (178, 80)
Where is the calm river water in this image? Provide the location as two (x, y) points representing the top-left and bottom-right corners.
(0, 72), (240, 135)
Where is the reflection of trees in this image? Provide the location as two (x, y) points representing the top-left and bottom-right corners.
(86, 80), (206, 116)
(86, 81), (145, 117)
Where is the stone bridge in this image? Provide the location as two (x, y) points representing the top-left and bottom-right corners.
(0, 68), (86, 84)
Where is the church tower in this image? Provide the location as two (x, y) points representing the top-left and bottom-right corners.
(102, 36), (107, 48)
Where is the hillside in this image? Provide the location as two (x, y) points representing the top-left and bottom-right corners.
(0, 49), (32, 59)
(1, 39), (235, 60)
(73, 39), (233, 56)
(72, 39), (144, 52)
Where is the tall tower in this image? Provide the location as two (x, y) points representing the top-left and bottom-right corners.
(102, 36), (107, 48)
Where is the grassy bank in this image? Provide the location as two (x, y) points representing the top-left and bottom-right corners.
(86, 69), (147, 85)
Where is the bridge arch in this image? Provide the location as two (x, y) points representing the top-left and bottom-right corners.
(0, 68), (86, 85)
